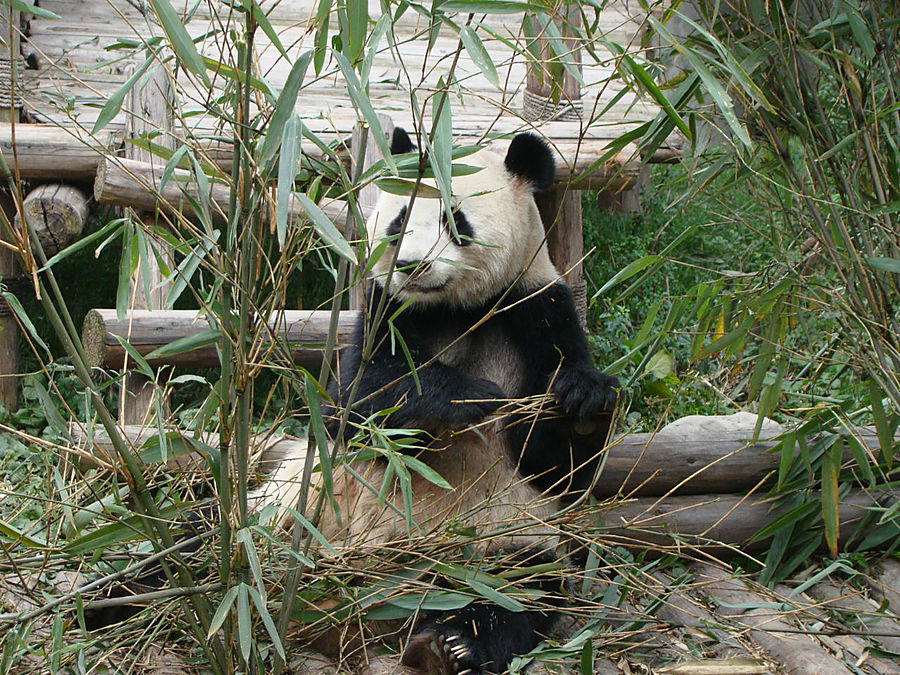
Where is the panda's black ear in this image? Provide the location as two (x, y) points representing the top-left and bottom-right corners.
(390, 127), (416, 155)
(504, 133), (555, 192)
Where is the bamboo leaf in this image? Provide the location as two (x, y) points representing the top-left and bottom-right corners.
(258, 50), (312, 168)
(459, 26), (499, 88)
(0, 516), (47, 547)
(92, 56), (155, 133)
(113, 335), (155, 379)
(276, 115), (300, 248)
(466, 578), (524, 612)
(305, 372), (332, 500)
(6, 0), (59, 19)
(334, 52), (396, 173)
(2, 291), (50, 358)
(440, 1), (544, 13)
(237, 583), (252, 663)
(594, 255), (661, 299)
(144, 328), (220, 360)
(294, 193), (355, 263)
(865, 256), (900, 274)
(821, 444), (842, 557)
(868, 380), (893, 468)
(148, 0), (210, 87)
(620, 54), (690, 138)
(398, 454), (452, 489)
(248, 0), (287, 58)
(207, 585), (240, 638)
(248, 585), (286, 660)
(374, 177), (442, 199)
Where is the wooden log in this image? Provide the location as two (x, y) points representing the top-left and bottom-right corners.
(536, 186), (586, 323)
(93, 156), (351, 226)
(82, 309), (357, 370)
(598, 488), (897, 554)
(0, 124), (119, 181)
(691, 563), (854, 675)
(13, 183), (87, 257)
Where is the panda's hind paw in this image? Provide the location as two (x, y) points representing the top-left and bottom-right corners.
(554, 367), (619, 418)
(401, 629), (486, 675)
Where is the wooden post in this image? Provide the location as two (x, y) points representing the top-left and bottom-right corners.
(347, 116), (393, 310)
(0, 5), (22, 411)
(525, 4), (587, 323)
(120, 66), (175, 424)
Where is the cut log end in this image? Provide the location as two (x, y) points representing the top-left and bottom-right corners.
(82, 309), (109, 368)
(14, 184), (88, 257)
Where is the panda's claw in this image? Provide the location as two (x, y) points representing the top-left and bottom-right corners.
(402, 629), (485, 675)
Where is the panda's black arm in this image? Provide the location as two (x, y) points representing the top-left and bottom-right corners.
(504, 281), (619, 416)
(327, 309), (505, 437)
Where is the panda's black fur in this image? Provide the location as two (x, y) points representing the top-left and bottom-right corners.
(83, 128), (618, 675)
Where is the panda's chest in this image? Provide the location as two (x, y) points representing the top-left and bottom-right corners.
(429, 322), (523, 394)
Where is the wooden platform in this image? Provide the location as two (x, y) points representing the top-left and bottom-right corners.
(19, 0), (678, 184)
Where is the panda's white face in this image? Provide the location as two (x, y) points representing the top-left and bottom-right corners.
(366, 144), (559, 308)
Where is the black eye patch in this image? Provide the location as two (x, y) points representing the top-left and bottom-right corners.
(442, 208), (474, 246)
(386, 206), (407, 240)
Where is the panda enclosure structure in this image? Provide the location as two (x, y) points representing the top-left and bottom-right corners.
(2, 2), (900, 669)
(2, 0), (898, 551)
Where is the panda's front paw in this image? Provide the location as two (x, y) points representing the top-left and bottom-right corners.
(402, 628), (487, 675)
(448, 378), (506, 425)
(553, 367), (619, 418)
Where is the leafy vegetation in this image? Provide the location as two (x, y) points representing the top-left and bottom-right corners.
(0, 0), (898, 672)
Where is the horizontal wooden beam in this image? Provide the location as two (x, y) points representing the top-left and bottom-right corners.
(0, 123), (119, 181)
(93, 156), (351, 225)
(82, 309), (357, 370)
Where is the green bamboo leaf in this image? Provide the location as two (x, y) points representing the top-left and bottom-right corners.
(342, 0), (368, 63)
(248, 585), (286, 660)
(620, 54), (690, 138)
(821, 444), (842, 557)
(258, 50), (312, 167)
(398, 454), (452, 490)
(92, 55), (155, 133)
(39, 218), (126, 271)
(868, 380), (893, 468)
(284, 507), (340, 557)
(374, 177), (442, 199)
(305, 372), (332, 500)
(750, 500), (818, 542)
(466, 578), (524, 612)
(144, 327), (220, 360)
(594, 255), (661, 298)
(7, 0), (59, 19)
(334, 52), (396, 173)
(0, 516), (47, 547)
(237, 583), (252, 663)
(865, 256), (900, 274)
(248, 0), (287, 58)
(113, 335), (155, 379)
(776, 431), (795, 491)
(294, 193), (355, 263)
(440, 0), (544, 13)
(695, 315), (754, 360)
(313, 0), (331, 75)
(459, 26), (499, 88)
(845, 434), (875, 487)
(116, 223), (135, 321)
(207, 585), (239, 638)
(276, 115), (300, 248)
(2, 291), (49, 357)
(844, 1), (875, 58)
(236, 528), (266, 599)
(647, 15), (750, 148)
(148, 0), (210, 87)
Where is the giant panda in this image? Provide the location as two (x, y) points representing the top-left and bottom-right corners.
(256, 127), (620, 674)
